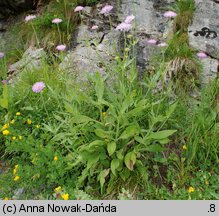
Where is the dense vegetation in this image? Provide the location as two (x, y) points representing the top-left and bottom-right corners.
(0, 0), (218, 200)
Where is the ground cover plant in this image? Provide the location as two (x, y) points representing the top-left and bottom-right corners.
(0, 0), (218, 200)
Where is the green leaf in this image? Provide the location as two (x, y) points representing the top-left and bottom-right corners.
(153, 157), (167, 163)
(78, 169), (89, 185)
(0, 98), (8, 109)
(210, 192), (219, 199)
(126, 107), (145, 117)
(107, 142), (116, 156)
(159, 138), (170, 145)
(95, 128), (108, 139)
(94, 73), (104, 101)
(71, 115), (93, 124)
(119, 168), (130, 181)
(145, 144), (165, 152)
(21, 106), (34, 111)
(136, 98), (148, 107)
(134, 136), (145, 144)
(124, 151), (136, 171)
(166, 102), (177, 118)
(53, 114), (64, 122)
(116, 149), (124, 160)
(64, 102), (78, 114)
(119, 124), (140, 139)
(87, 140), (105, 150)
(2, 84), (8, 98)
(146, 130), (177, 140)
(111, 159), (120, 176)
(87, 153), (100, 169)
(0, 85), (8, 109)
(98, 169), (110, 194)
(120, 96), (134, 114)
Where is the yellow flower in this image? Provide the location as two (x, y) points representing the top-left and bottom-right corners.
(13, 169), (17, 175)
(54, 156), (58, 161)
(4, 197), (9, 200)
(14, 176), (20, 181)
(10, 119), (15, 124)
(61, 193), (69, 200)
(102, 112), (107, 117)
(2, 123), (9, 130)
(2, 130), (10, 135)
(36, 125), (41, 129)
(18, 136), (22, 140)
(27, 119), (32, 124)
(12, 136), (16, 140)
(54, 186), (61, 192)
(16, 112), (21, 116)
(188, 186), (195, 193)
(183, 145), (187, 150)
(13, 165), (18, 175)
(205, 180), (209, 185)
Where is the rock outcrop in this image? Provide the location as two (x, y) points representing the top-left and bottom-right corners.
(188, 0), (219, 84)
(59, 0), (174, 82)
(7, 47), (46, 84)
(2, 0), (219, 86)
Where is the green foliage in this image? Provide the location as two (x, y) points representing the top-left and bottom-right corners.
(160, 0), (201, 92)
(174, 0), (196, 14)
(180, 79), (219, 165)
(173, 0), (195, 32)
(44, 68), (178, 195)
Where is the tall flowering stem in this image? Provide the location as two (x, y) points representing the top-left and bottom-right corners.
(0, 52), (7, 80)
(31, 23), (39, 47)
(25, 15), (39, 47)
(52, 18), (63, 43)
(100, 5), (114, 30)
(57, 24), (62, 43)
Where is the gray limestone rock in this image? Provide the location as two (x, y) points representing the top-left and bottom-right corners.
(59, 45), (112, 83)
(188, 0), (219, 59)
(119, 0), (174, 74)
(8, 47), (46, 75)
(60, 0), (174, 83)
(200, 58), (218, 84)
(188, 0), (219, 84)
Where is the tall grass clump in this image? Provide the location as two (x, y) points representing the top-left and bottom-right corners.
(173, 0), (196, 32)
(183, 79), (219, 166)
(162, 0), (200, 92)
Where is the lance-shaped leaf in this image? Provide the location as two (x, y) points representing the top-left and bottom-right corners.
(124, 151), (136, 171)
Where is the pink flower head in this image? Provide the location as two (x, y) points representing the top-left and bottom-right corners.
(1, 80), (7, 85)
(32, 82), (45, 93)
(157, 42), (167, 47)
(0, 52), (4, 58)
(100, 5), (113, 15)
(52, 18), (63, 24)
(197, 52), (208, 58)
(25, 14), (36, 22)
(147, 39), (157, 45)
(56, 44), (66, 51)
(124, 15), (135, 24)
(91, 25), (99, 30)
(163, 11), (177, 18)
(116, 22), (132, 32)
(74, 6), (84, 12)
